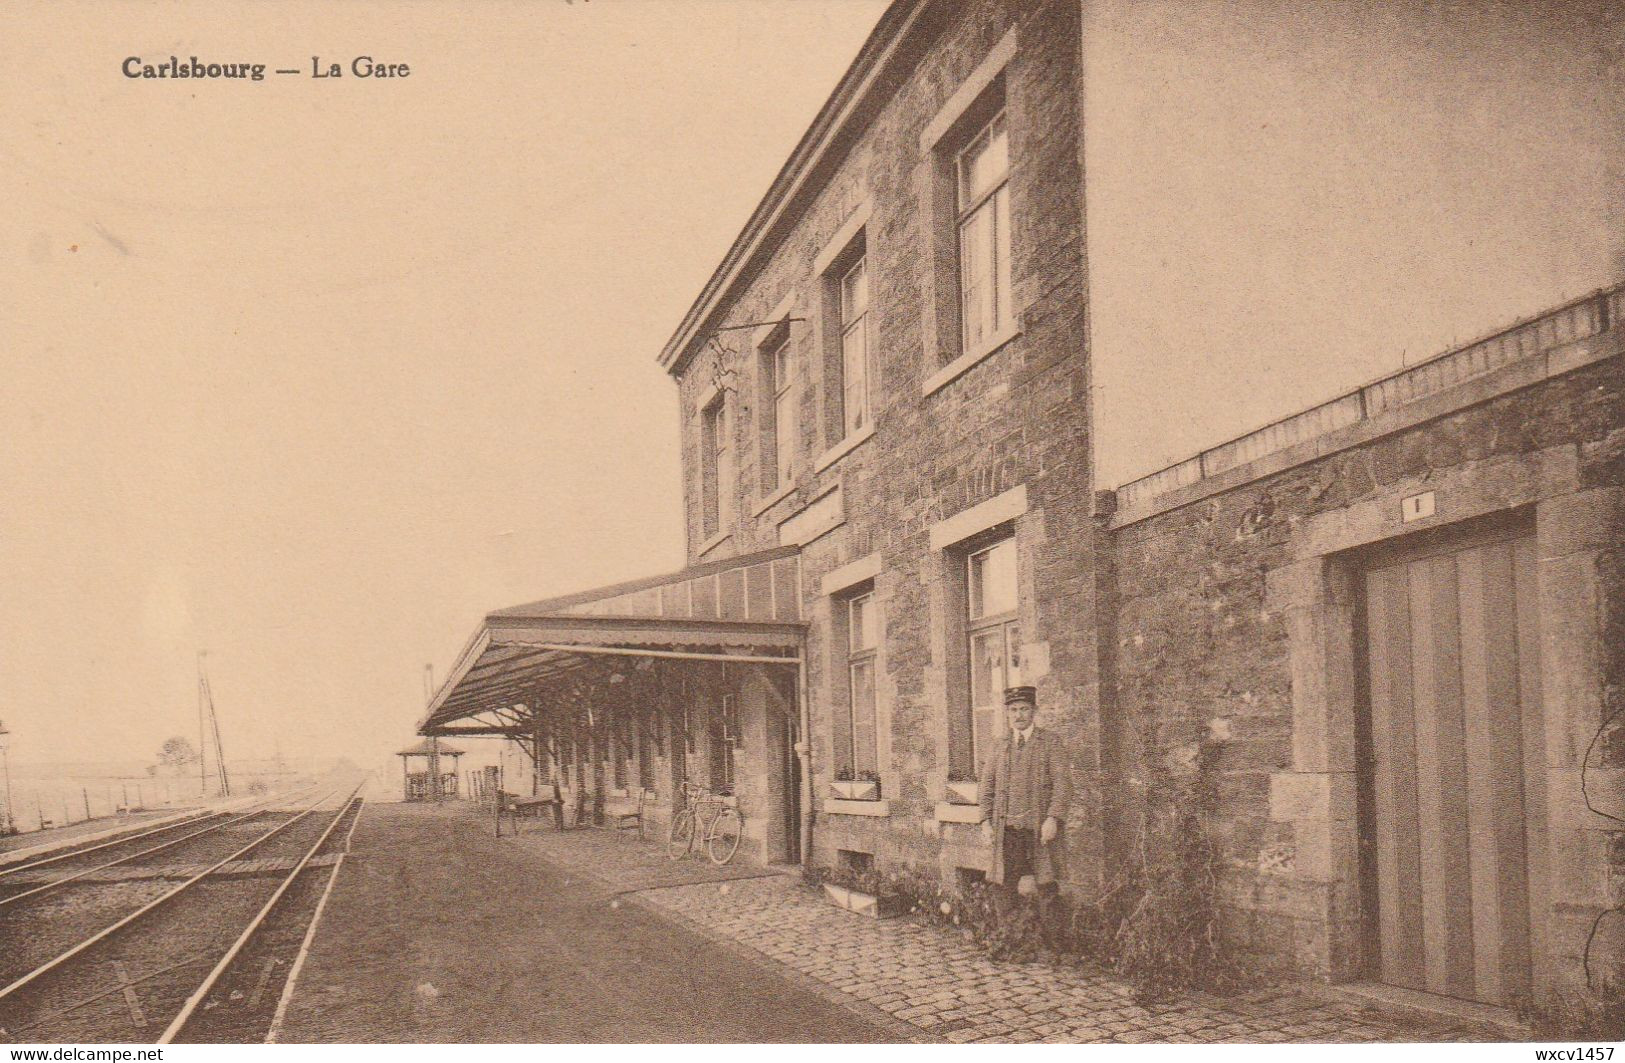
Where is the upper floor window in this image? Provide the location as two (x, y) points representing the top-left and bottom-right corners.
(766, 335), (795, 489)
(700, 395), (732, 540)
(839, 256), (872, 437)
(957, 112), (1011, 355)
(966, 536), (1019, 772)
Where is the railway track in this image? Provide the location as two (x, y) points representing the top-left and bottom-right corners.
(0, 783), (321, 905)
(0, 788), (323, 984)
(0, 781), (365, 1044)
(0, 810), (221, 875)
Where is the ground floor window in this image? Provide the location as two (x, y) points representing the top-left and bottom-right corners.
(840, 589), (879, 778)
(709, 696), (735, 794)
(837, 849), (874, 873)
(966, 536), (1020, 773)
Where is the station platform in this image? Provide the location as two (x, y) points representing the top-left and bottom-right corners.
(272, 800), (902, 1043)
(273, 801), (1516, 1044)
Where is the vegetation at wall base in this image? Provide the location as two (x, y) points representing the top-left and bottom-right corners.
(1073, 736), (1245, 1001)
(801, 737), (1245, 1003)
(1520, 978), (1625, 1042)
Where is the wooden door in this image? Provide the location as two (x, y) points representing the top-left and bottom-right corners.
(782, 711), (802, 864)
(1360, 524), (1547, 1005)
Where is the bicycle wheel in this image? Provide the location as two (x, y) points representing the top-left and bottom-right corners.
(666, 809), (695, 860)
(706, 807), (742, 865)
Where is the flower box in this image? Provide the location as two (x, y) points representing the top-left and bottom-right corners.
(822, 883), (905, 919)
(828, 779), (880, 802)
(945, 779), (979, 805)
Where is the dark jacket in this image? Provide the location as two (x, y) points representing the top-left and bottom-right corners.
(978, 725), (1073, 885)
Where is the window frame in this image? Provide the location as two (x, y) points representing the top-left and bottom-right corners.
(842, 588), (880, 778)
(838, 254), (872, 438)
(955, 110), (1012, 357)
(764, 332), (795, 490)
(711, 696), (736, 793)
(813, 209), (876, 460)
(699, 393), (732, 540)
(964, 536), (1020, 775)
(722, 692), (741, 746)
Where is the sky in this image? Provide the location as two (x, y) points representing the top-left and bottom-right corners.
(1084, 0), (1624, 486)
(1, 0), (891, 770)
(4, 0), (1619, 775)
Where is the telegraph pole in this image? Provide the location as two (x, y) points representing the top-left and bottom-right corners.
(198, 651), (210, 796)
(0, 719), (14, 836)
(202, 657), (230, 796)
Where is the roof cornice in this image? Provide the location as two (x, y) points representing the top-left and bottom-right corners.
(658, 0), (937, 376)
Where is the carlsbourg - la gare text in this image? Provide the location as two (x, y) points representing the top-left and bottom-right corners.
(121, 56), (411, 81)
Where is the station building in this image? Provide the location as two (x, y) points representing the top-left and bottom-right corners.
(422, 0), (1624, 1011)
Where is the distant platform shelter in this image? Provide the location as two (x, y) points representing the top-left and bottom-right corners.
(398, 738), (464, 801)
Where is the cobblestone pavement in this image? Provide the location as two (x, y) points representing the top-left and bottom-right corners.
(501, 813), (1507, 1045)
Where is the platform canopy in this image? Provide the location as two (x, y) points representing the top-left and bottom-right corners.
(418, 545), (806, 739)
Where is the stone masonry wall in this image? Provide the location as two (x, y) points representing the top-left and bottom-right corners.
(669, 0), (1101, 891)
(1109, 348), (1624, 988)
(662, 0), (1623, 999)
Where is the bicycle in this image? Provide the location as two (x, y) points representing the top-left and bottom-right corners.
(665, 781), (743, 865)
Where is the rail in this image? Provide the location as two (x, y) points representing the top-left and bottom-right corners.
(0, 784), (321, 908)
(162, 786), (365, 1042)
(265, 793), (367, 1043)
(0, 810), (219, 878)
(0, 784), (346, 1004)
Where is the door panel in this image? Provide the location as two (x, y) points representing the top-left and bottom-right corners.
(1361, 528), (1543, 1006)
(1366, 563), (1425, 989)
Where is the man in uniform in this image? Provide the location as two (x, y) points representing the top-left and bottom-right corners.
(979, 685), (1073, 938)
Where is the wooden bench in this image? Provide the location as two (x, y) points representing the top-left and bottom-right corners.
(495, 786), (564, 836)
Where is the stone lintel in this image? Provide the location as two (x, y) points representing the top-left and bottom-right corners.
(1296, 446), (1579, 562)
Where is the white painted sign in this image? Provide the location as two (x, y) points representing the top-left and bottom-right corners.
(1401, 491), (1436, 523)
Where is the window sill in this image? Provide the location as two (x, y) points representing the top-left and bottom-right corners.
(921, 325), (1021, 398)
(751, 480), (797, 517)
(814, 423), (875, 473)
(933, 802), (985, 825)
(822, 798), (891, 818)
(695, 529), (732, 559)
